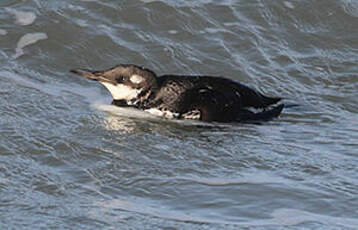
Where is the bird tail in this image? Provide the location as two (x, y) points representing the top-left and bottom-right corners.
(260, 95), (282, 107)
(239, 104), (284, 122)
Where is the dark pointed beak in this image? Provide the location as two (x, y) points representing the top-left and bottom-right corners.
(70, 69), (99, 80)
(70, 69), (114, 84)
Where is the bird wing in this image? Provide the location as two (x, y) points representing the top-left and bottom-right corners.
(174, 86), (235, 121)
(198, 77), (281, 109)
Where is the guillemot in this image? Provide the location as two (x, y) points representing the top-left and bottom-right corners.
(71, 64), (284, 122)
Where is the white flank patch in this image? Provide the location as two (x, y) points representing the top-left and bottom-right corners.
(145, 108), (179, 119)
(6, 8), (36, 26)
(101, 82), (140, 100)
(130, 74), (144, 84)
(14, 32), (48, 58)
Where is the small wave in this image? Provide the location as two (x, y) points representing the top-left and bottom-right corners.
(178, 172), (293, 186)
(0, 70), (105, 104)
(0, 70), (62, 97)
(5, 8), (36, 26)
(14, 32), (48, 58)
(0, 29), (7, 36)
(271, 208), (358, 228)
(139, 0), (162, 3)
(93, 198), (358, 228)
(283, 1), (295, 9)
(93, 197), (251, 226)
(94, 103), (210, 125)
(94, 104), (160, 120)
(94, 103), (219, 128)
(341, 0), (358, 17)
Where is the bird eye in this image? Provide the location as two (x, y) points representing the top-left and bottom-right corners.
(116, 76), (125, 83)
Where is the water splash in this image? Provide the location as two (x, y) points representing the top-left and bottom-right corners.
(14, 32), (48, 58)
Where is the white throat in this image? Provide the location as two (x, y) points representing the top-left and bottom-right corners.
(101, 82), (141, 101)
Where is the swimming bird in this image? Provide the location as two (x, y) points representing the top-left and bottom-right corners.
(71, 64), (284, 122)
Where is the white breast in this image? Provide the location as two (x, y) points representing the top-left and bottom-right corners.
(101, 82), (141, 100)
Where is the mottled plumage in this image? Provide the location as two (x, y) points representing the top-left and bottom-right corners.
(71, 64), (284, 122)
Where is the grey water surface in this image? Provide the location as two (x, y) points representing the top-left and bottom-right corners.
(1, 0), (358, 229)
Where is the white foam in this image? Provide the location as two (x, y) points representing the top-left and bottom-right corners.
(94, 104), (159, 120)
(283, 1), (295, 9)
(6, 8), (36, 26)
(145, 108), (179, 119)
(95, 102), (223, 128)
(14, 32), (48, 58)
(0, 29), (8, 36)
(104, 116), (136, 132)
